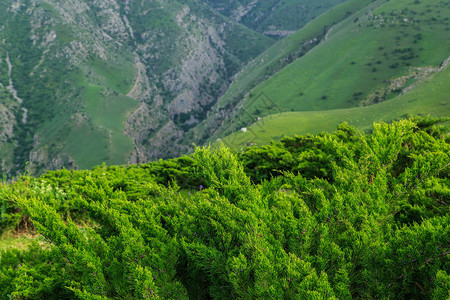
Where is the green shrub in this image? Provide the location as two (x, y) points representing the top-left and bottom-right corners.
(1, 117), (448, 299)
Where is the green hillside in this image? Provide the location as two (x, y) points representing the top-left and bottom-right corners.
(0, 0), (140, 175)
(204, 0), (450, 141)
(0, 118), (449, 299)
(246, 0), (449, 111)
(201, 0), (346, 32)
(222, 63), (450, 149)
(217, 0), (374, 107)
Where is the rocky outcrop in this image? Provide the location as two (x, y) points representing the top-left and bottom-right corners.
(127, 55), (151, 100)
(5, 53), (23, 105)
(123, 3), (260, 162)
(231, 0), (260, 23)
(0, 88), (17, 176)
(29, 140), (77, 174)
(0, 101), (16, 145)
(361, 60), (450, 106)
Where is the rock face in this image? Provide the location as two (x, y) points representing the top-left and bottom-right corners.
(0, 0), (274, 176)
(0, 105), (15, 144)
(120, 1), (274, 162)
(0, 90), (17, 176)
(127, 5), (227, 160)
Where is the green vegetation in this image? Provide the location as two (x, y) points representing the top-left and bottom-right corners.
(89, 56), (136, 96)
(205, 0), (450, 140)
(215, 0), (374, 108)
(1, 118), (449, 299)
(83, 85), (139, 166)
(222, 65), (450, 149)
(202, 0), (347, 32)
(0, 0), (280, 176)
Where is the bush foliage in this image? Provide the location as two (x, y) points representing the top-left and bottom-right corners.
(0, 118), (449, 299)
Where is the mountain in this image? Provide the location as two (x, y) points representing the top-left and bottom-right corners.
(0, 0), (448, 177)
(0, 0), (273, 176)
(200, 0), (450, 144)
(0, 0), (348, 177)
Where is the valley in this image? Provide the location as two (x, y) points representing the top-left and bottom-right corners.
(0, 0), (277, 176)
(0, 0), (448, 178)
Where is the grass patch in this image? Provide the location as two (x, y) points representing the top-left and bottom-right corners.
(89, 55), (136, 95)
(83, 85), (139, 166)
(0, 234), (47, 254)
(91, 59), (136, 95)
(35, 82), (139, 170)
(63, 122), (110, 170)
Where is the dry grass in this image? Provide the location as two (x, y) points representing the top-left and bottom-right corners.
(0, 232), (49, 253)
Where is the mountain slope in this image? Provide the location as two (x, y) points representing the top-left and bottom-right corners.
(202, 0), (450, 142)
(222, 60), (450, 149)
(193, 0), (374, 143)
(200, 0), (346, 33)
(0, 0), (274, 176)
(1, 0), (448, 177)
(244, 0), (449, 111)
